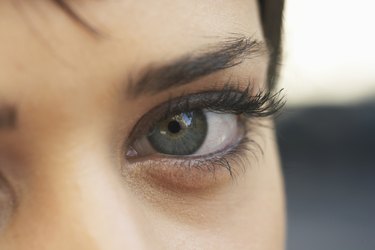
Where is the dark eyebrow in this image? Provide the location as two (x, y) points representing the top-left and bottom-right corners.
(127, 36), (268, 97)
(0, 105), (17, 130)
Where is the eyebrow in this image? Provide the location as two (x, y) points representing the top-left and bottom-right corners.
(127, 36), (268, 97)
(0, 105), (17, 130)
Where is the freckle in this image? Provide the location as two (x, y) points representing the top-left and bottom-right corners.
(10, 61), (25, 71)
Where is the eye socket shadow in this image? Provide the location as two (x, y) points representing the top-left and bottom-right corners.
(0, 106), (17, 130)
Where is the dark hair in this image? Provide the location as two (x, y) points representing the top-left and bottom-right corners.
(258, 0), (285, 89)
(53, 0), (284, 89)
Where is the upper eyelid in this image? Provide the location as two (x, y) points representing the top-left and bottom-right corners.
(125, 84), (284, 147)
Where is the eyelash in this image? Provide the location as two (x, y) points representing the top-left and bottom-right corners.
(125, 83), (285, 178)
(172, 84), (284, 118)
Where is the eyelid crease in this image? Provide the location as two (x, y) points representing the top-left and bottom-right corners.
(52, 0), (100, 36)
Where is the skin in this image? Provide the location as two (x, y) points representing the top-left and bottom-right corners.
(0, 0), (285, 249)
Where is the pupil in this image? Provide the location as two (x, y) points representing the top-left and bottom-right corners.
(168, 120), (181, 134)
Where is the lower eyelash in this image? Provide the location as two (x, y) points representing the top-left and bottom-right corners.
(200, 121), (265, 180)
(126, 119), (263, 182)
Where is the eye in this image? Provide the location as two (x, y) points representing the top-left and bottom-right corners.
(123, 85), (284, 190)
(128, 110), (243, 158)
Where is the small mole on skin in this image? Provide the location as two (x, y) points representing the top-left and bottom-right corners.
(0, 106), (17, 130)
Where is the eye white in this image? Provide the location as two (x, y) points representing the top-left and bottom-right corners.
(193, 111), (241, 156)
(128, 111), (242, 158)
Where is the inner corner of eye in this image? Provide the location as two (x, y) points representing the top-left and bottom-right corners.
(126, 146), (138, 158)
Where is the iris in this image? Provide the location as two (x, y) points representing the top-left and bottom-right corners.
(147, 110), (207, 155)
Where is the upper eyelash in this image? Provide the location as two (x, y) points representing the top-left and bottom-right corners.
(162, 83), (286, 119)
(126, 83), (285, 145)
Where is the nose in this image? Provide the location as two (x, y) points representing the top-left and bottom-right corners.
(2, 157), (153, 250)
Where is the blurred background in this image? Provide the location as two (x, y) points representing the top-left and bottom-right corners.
(277, 0), (375, 249)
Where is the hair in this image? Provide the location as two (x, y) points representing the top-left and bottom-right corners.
(52, 0), (284, 89)
(258, 0), (285, 89)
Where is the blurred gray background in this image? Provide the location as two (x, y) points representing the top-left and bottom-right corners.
(276, 101), (375, 250)
(278, 1), (375, 249)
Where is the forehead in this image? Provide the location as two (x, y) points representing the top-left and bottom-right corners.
(0, 0), (264, 97)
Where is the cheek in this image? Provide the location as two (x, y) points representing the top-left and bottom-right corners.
(126, 125), (285, 249)
(0, 148), (155, 249)
(225, 128), (284, 249)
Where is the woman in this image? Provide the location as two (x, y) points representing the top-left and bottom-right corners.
(0, 0), (284, 249)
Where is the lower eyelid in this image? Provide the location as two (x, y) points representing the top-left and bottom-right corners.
(124, 157), (235, 191)
(123, 134), (252, 191)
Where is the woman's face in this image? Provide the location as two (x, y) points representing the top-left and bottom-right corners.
(0, 0), (284, 249)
